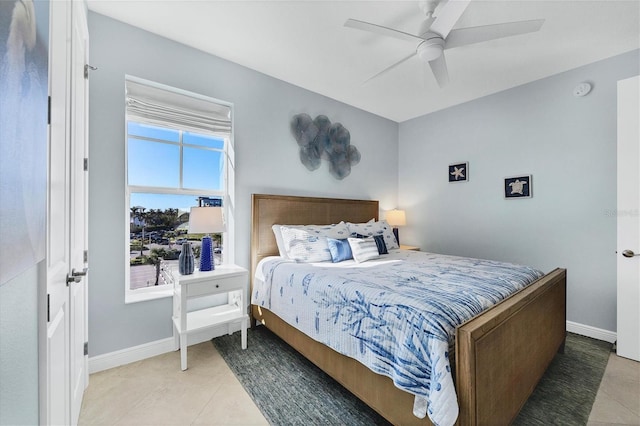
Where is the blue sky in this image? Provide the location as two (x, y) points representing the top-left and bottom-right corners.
(128, 123), (224, 211)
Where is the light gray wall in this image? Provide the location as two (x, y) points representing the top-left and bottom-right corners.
(0, 267), (39, 426)
(398, 49), (639, 333)
(88, 13), (398, 356)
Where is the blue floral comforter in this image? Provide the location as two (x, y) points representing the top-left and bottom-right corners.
(252, 250), (544, 426)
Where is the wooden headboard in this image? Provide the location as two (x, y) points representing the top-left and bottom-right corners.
(250, 194), (379, 289)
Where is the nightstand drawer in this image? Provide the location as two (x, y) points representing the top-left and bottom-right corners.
(186, 276), (242, 298)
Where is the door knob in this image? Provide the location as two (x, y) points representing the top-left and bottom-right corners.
(71, 267), (88, 277)
(622, 249), (640, 258)
(66, 274), (81, 284)
(66, 267), (89, 285)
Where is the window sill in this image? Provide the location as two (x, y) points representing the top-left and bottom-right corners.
(125, 286), (173, 304)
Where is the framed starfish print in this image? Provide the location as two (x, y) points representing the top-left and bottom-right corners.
(504, 175), (532, 199)
(449, 162), (468, 183)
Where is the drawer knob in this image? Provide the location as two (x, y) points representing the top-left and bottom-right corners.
(216, 284), (219, 288)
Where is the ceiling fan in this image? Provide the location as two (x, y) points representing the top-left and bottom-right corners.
(345, 0), (544, 87)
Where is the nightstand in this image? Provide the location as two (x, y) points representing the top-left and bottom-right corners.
(170, 265), (249, 370)
(400, 245), (420, 251)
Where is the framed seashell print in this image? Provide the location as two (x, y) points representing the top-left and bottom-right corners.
(449, 162), (468, 183)
(504, 175), (532, 199)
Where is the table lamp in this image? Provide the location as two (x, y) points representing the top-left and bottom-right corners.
(189, 206), (225, 271)
(385, 209), (406, 245)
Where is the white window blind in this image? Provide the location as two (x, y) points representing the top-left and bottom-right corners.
(125, 76), (231, 135)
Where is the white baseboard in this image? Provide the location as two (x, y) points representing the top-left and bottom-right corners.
(88, 323), (242, 374)
(90, 320), (614, 374)
(88, 337), (176, 374)
(567, 320), (617, 343)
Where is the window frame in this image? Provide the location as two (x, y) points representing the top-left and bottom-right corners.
(123, 77), (234, 303)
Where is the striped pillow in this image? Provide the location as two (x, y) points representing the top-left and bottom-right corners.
(348, 238), (379, 263)
(354, 233), (388, 255)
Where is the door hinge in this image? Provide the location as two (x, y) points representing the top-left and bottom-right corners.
(47, 96), (51, 125)
(84, 342), (89, 356)
(84, 64), (97, 79)
(84, 250), (88, 263)
(83, 158), (88, 171)
(47, 294), (50, 322)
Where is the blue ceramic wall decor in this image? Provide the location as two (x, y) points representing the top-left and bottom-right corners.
(290, 113), (361, 180)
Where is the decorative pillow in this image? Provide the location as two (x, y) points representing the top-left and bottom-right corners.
(274, 222), (350, 260)
(347, 219), (399, 250)
(348, 237), (379, 263)
(354, 233), (388, 255)
(280, 226), (339, 262)
(327, 238), (353, 262)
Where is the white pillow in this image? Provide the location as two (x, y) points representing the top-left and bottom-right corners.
(347, 219), (399, 250)
(280, 226), (332, 262)
(273, 222), (350, 259)
(272, 225), (289, 259)
(348, 237), (379, 263)
(280, 222), (350, 262)
(346, 218), (375, 227)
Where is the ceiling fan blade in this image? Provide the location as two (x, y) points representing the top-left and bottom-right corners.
(429, 0), (471, 39)
(428, 54), (450, 87)
(445, 19), (544, 49)
(345, 18), (423, 43)
(364, 51), (417, 83)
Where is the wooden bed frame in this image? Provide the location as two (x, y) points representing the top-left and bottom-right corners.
(250, 193), (566, 425)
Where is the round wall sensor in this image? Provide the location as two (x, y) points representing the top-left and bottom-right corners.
(573, 82), (592, 97)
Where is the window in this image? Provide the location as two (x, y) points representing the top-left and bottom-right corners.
(125, 76), (234, 300)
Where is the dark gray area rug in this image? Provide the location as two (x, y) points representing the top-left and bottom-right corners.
(212, 327), (611, 426)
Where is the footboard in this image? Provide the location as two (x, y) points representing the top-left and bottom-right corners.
(456, 268), (567, 425)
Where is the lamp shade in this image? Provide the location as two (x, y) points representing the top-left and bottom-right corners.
(188, 207), (225, 234)
(386, 209), (406, 227)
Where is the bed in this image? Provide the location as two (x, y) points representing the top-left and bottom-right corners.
(250, 193), (566, 426)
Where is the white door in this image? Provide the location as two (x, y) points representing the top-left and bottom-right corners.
(69, 1), (90, 423)
(617, 75), (640, 362)
(44, 1), (71, 424)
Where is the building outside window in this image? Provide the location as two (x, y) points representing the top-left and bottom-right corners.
(125, 76), (234, 299)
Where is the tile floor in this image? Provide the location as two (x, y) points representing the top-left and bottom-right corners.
(587, 352), (640, 425)
(79, 342), (267, 425)
(80, 340), (639, 426)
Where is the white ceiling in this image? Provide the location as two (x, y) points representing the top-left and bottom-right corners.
(87, 0), (639, 122)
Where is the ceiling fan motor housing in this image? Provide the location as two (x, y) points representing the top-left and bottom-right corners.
(417, 34), (444, 62)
